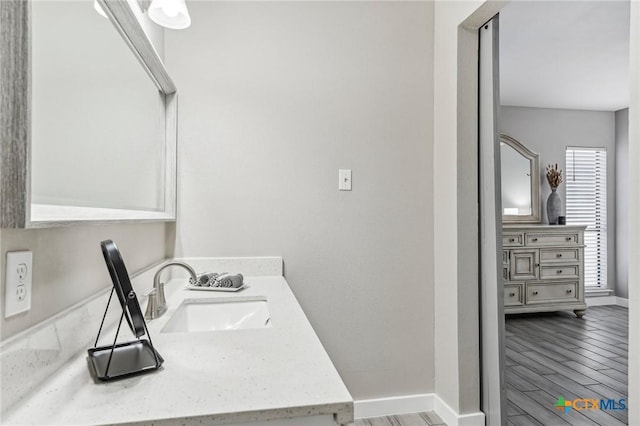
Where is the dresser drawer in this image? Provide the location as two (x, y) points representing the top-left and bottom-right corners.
(525, 232), (579, 246)
(503, 266), (509, 281)
(503, 233), (524, 247)
(503, 250), (509, 265)
(540, 248), (579, 263)
(504, 284), (523, 306)
(526, 282), (579, 304)
(540, 265), (579, 280)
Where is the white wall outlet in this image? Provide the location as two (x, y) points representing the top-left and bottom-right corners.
(4, 251), (33, 318)
(339, 169), (352, 191)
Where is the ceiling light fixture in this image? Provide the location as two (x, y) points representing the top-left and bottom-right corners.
(148, 0), (191, 30)
(94, 0), (108, 18)
(93, 0), (191, 30)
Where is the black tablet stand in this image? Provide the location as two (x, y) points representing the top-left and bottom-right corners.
(87, 240), (163, 381)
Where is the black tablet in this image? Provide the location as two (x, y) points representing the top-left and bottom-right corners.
(100, 240), (145, 338)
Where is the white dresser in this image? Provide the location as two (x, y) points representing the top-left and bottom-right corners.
(502, 225), (588, 318)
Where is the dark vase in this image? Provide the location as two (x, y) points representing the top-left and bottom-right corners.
(547, 188), (561, 225)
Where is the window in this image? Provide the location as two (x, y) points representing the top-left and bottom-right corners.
(565, 147), (607, 288)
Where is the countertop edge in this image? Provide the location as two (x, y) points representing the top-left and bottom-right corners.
(114, 401), (354, 426)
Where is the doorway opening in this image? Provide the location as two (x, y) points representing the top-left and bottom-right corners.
(482, 1), (632, 425)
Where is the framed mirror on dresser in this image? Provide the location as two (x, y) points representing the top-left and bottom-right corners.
(500, 134), (541, 224)
(500, 135), (587, 317)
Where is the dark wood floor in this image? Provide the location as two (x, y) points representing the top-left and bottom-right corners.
(505, 305), (628, 426)
(354, 412), (446, 426)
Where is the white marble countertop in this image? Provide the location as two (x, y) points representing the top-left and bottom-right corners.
(2, 276), (353, 425)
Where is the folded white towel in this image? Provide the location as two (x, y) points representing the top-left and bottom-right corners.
(214, 273), (244, 288)
(190, 272), (220, 287)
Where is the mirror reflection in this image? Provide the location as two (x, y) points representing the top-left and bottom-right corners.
(501, 142), (532, 215)
(500, 134), (541, 223)
(30, 0), (166, 215)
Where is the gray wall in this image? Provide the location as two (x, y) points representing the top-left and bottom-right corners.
(165, 1), (435, 400)
(615, 108), (629, 299)
(500, 106), (617, 292)
(0, 224), (171, 339)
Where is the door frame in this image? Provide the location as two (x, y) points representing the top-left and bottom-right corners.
(478, 16), (506, 426)
(448, 1), (638, 424)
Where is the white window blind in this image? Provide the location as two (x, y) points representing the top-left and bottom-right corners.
(565, 147), (607, 288)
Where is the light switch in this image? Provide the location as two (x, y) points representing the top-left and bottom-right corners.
(339, 169), (352, 191)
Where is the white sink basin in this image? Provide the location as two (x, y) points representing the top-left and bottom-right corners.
(161, 296), (272, 333)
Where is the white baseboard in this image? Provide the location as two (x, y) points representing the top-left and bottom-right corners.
(586, 295), (629, 307)
(616, 297), (629, 307)
(433, 397), (485, 426)
(354, 394), (434, 420)
(353, 394), (484, 426)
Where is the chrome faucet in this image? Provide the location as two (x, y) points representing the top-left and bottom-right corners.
(145, 261), (197, 320)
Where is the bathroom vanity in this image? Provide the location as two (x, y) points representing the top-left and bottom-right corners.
(0, 258), (353, 426)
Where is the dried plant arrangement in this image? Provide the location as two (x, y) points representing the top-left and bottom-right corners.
(546, 163), (563, 189)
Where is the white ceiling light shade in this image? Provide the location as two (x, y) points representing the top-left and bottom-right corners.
(93, 0), (108, 18)
(148, 0), (191, 30)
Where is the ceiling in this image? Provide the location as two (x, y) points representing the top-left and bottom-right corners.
(500, 1), (630, 111)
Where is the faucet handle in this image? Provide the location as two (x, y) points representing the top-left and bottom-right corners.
(144, 288), (159, 320)
(144, 288), (157, 298)
(156, 282), (167, 314)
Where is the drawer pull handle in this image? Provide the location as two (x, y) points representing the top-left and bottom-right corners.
(557, 253), (563, 257)
(509, 238), (515, 242)
(533, 291), (539, 295)
(567, 289), (573, 294)
(509, 292), (515, 297)
(566, 237), (572, 241)
(557, 270), (563, 274)
(532, 238), (538, 242)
